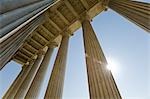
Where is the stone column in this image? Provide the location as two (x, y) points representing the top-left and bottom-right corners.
(44, 34), (70, 99)
(1, 0), (41, 13)
(81, 14), (121, 99)
(25, 44), (57, 99)
(2, 61), (34, 99)
(0, 0), (54, 37)
(14, 51), (45, 99)
(0, 15), (45, 70)
(108, 0), (150, 32)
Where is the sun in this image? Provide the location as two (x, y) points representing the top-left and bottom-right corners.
(106, 57), (120, 74)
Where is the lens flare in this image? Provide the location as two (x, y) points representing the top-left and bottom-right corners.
(106, 57), (120, 74)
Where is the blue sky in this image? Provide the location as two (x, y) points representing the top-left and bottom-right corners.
(0, 1), (150, 99)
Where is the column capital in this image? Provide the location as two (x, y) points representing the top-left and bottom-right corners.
(102, 0), (110, 11)
(37, 49), (46, 56)
(47, 42), (58, 48)
(22, 62), (29, 69)
(102, 0), (110, 6)
(79, 12), (91, 22)
(24, 60), (35, 68)
(30, 55), (37, 60)
(61, 29), (73, 37)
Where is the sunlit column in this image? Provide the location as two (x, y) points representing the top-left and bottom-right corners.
(14, 51), (45, 99)
(81, 13), (121, 99)
(44, 34), (70, 99)
(2, 61), (34, 99)
(108, 0), (150, 32)
(25, 44), (57, 99)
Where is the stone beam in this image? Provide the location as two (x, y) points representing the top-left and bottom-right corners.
(17, 52), (31, 60)
(21, 47), (34, 56)
(40, 25), (55, 37)
(80, 0), (90, 10)
(55, 10), (70, 25)
(25, 43), (39, 53)
(45, 16), (62, 32)
(35, 31), (49, 43)
(64, 0), (79, 18)
(30, 38), (43, 48)
(13, 56), (28, 64)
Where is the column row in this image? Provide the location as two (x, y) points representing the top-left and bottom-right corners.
(3, 34), (70, 99)
(3, 14), (121, 99)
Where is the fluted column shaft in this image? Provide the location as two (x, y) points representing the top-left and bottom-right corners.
(81, 16), (121, 99)
(44, 35), (69, 99)
(108, 0), (150, 32)
(0, 15), (45, 70)
(0, 0), (41, 14)
(2, 61), (34, 99)
(14, 52), (45, 99)
(0, 0), (54, 37)
(25, 47), (54, 99)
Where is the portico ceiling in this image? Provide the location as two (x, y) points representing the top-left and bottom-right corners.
(12, 0), (108, 65)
